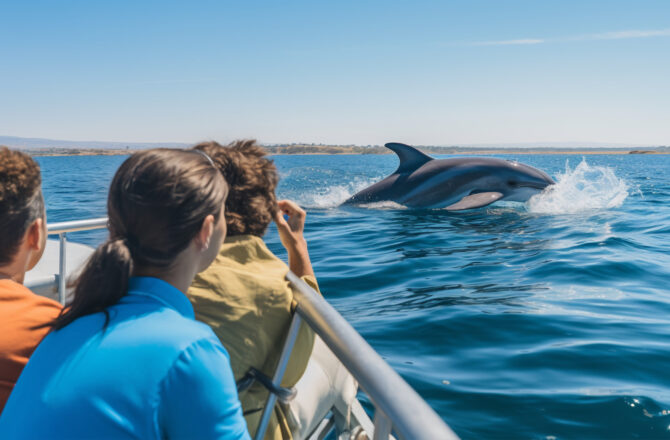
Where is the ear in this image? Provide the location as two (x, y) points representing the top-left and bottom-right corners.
(26, 218), (44, 250)
(196, 214), (215, 251)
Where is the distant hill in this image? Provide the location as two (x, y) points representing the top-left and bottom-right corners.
(0, 135), (188, 150)
(1, 135), (668, 155)
(264, 143), (670, 155)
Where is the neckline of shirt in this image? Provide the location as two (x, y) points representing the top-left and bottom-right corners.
(126, 277), (195, 319)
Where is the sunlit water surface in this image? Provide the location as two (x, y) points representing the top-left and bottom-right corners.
(38, 153), (670, 439)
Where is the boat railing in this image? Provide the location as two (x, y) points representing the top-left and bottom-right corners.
(46, 218), (459, 440)
(47, 217), (109, 303)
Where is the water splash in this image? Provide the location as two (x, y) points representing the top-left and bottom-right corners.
(298, 177), (379, 209)
(527, 158), (629, 214)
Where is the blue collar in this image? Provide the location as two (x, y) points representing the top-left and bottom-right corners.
(126, 277), (195, 319)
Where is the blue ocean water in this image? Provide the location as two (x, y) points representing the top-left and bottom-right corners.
(37, 153), (670, 439)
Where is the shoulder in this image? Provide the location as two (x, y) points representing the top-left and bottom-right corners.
(167, 336), (232, 372)
(215, 235), (287, 271)
(0, 279), (60, 306)
(190, 239), (290, 300)
(158, 337), (239, 419)
(157, 336), (250, 439)
(0, 280), (62, 323)
(124, 306), (221, 350)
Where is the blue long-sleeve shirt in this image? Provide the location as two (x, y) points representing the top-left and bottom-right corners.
(0, 277), (251, 440)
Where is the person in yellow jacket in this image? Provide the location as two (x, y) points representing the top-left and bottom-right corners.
(187, 140), (317, 440)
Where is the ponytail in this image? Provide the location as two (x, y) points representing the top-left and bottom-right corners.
(50, 148), (226, 331)
(53, 238), (133, 330)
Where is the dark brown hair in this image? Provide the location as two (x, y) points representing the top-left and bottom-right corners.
(0, 147), (45, 265)
(53, 149), (227, 329)
(193, 140), (278, 237)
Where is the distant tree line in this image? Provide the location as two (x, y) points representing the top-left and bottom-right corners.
(266, 144), (670, 155)
(264, 145), (389, 155)
(5, 143), (668, 157)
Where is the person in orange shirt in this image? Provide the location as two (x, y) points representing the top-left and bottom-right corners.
(0, 147), (62, 414)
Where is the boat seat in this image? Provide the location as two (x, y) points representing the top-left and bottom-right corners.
(287, 336), (359, 438)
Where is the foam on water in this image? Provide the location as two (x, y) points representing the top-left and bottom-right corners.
(527, 158), (629, 214)
(298, 177), (379, 209)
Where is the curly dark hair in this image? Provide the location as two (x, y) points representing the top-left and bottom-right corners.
(0, 147), (45, 265)
(193, 140), (278, 237)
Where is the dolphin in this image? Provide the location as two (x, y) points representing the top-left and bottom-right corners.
(343, 143), (555, 210)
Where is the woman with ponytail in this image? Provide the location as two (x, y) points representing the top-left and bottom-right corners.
(0, 149), (251, 439)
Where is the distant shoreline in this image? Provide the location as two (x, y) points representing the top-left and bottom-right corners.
(16, 146), (670, 157)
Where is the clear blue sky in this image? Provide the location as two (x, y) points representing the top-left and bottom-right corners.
(1, 0), (668, 146)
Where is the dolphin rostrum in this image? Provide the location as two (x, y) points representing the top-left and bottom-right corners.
(343, 143), (555, 210)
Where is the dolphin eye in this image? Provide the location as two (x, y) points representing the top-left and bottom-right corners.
(508, 180), (518, 187)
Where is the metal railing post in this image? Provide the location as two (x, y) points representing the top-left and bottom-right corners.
(254, 313), (303, 440)
(58, 232), (67, 304)
(373, 409), (392, 440)
(43, 217), (108, 304)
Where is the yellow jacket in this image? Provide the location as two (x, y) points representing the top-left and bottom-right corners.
(188, 235), (317, 439)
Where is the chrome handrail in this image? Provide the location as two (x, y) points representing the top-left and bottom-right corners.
(48, 218), (109, 235)
(287, 272), (459, 440)
(47, 217), (108, 302)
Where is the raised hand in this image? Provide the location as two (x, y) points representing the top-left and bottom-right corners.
(274, 200), (313, 278)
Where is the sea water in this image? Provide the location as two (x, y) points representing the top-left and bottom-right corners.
(37, 153), (670, 439)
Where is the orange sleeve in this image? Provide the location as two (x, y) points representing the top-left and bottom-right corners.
(0, 280), (62, 414)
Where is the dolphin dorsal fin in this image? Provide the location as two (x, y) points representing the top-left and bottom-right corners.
(385, 143), (433, 174)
